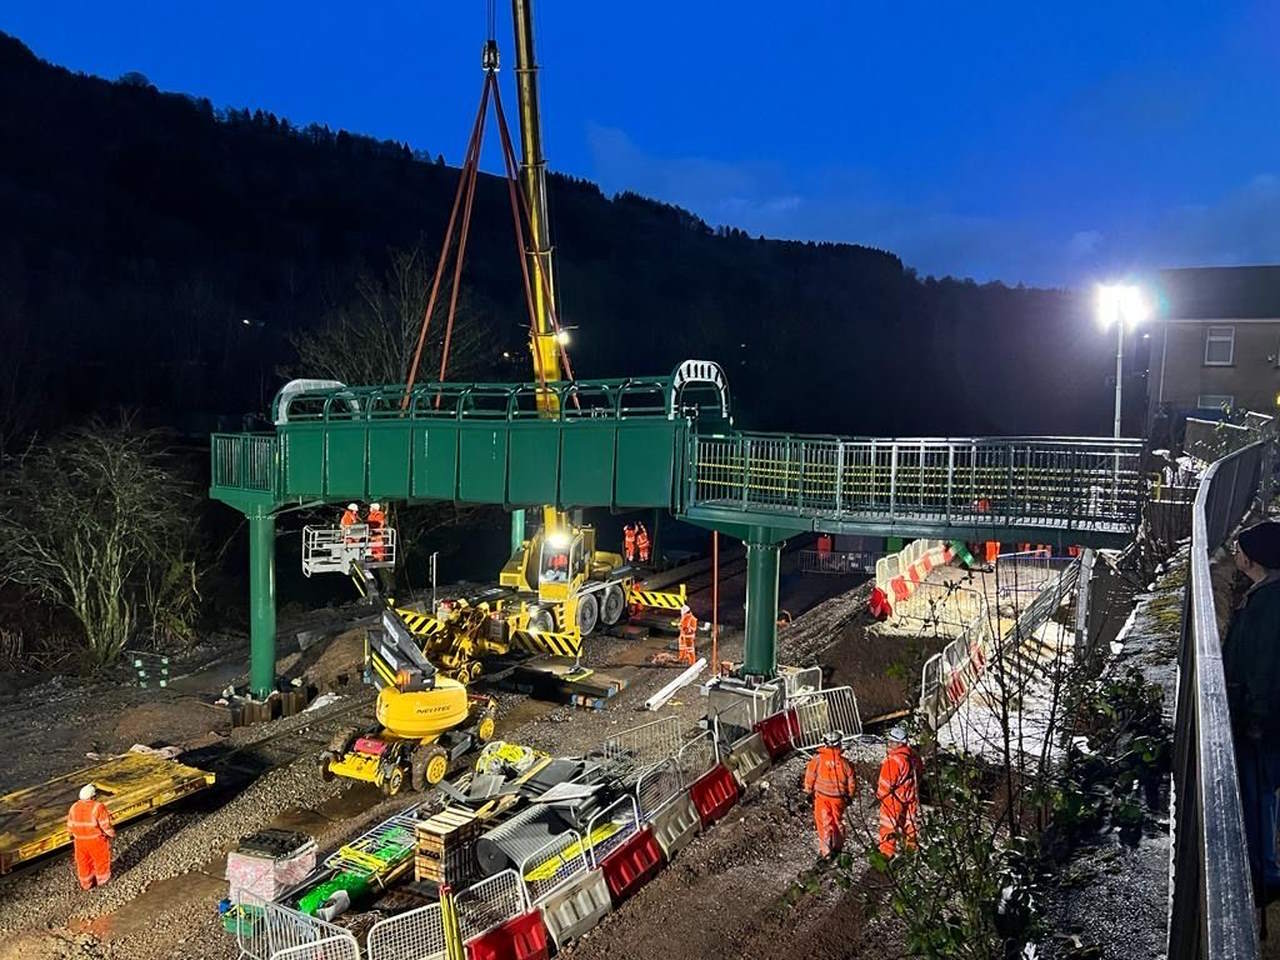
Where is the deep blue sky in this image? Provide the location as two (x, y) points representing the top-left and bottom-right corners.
(5, 1), (1279, 287)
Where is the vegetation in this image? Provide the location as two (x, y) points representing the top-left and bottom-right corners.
(0, 419), (203, 667)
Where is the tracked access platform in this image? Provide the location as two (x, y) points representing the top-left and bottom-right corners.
(210, 360), (1146, 693)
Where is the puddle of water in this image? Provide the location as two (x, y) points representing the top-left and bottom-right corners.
(69, 870), (225, 941)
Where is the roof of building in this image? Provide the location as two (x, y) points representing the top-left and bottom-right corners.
(1158, 265), (1280, 320)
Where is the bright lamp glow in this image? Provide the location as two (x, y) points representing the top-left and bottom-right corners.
(554, 329), (570, 346)
(546, 530), (571, 550)
(1096, 284), (1150, 330)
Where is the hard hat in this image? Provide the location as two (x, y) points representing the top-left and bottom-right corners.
(823, 730), (843, 747)
(370, 502), (381, 511)
(79, 784), (96, 801)
(681, 603), (690, 613)
(888, 725), (908, 744)
(346, 503), (358, 511)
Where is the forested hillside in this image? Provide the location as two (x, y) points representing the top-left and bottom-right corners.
(0, 31), (1137, 447)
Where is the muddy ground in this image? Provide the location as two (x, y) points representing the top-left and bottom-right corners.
(0, 551), (901, 960)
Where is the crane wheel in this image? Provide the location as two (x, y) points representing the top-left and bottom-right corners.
(601, 584), (625, 626)
(477, 714), (497, 743)
(425, 747), (449, 786)
(576, 593), (599, 635)
(528, 607), (555, 633)
(381, 766), (404, 797)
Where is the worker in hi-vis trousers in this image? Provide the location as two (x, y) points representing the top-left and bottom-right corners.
(877, 726), (922, 857)
(340, 502), (361, 544)
(67, 784), (115, 890)
(677, 604), (698, 665)
(803, 731), (856, 858)
(636, 523), (651, 564)
(367, 501), (386, 561)
(623, 524), (636, 563)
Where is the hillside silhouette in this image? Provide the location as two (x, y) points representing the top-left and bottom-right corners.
(0, 32), (1134, 445)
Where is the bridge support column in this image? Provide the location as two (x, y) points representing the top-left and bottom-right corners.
(248, 510), (277, 699)
(743, 527), (785, 678)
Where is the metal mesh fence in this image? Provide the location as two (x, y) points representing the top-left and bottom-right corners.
(586, 795), (641, 867)
(235, 891), (353, 960)
(603, 716), (682, 770)
(366, 901), (445, 960)
(789, 686), (863, 751)
(270, 934), (362, 960)
(519, 829), (589, 906)
(454, 868), (529, 942)
(674, 730), (719, 784)
(635, 757), (685, 821)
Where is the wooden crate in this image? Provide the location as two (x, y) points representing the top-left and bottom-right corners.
(413, 805), (479, 885)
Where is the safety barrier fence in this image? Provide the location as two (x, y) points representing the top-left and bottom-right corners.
(892, 580), (984, 629)
(919, 595), (996, 731)
(366, 902), (445, 960)
(234, 890), (359, 960)
(213, 433), (279, 493)
(586, 796), (642, 867)
(788, 686), (864, 750)
(454, 868), (530, 942)
(780, 665), (823, 700)
(602, 715), (682, 770)
(519, 829), (589, 907)
(1169, 440), (1265, 960)
(797, 549), (878, 574)
(690, 434), (1146, 531)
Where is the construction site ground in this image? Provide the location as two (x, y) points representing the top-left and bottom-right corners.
(0, 549), (939, 960)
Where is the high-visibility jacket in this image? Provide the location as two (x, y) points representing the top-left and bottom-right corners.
(340, 509), (360, 529)
(623, 526), (635, 547)
(636, 528), (651, 553)
(67, 799), (115, 842)
(679, 610), (698, 641)
(804, 746), (856, 800)
(877, 744), (920, 840)
(366, 508), (385, 531)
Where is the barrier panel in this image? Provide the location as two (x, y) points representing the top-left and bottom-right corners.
(753, 708), (799, 760)
(598, 826), (665, 907)
(366, 901), (445, 960)
(779, 665), (823, 700)
(688, 764), (740, 827)
(725, 732), (770, 788)
(635, 757), (685, 821)
(674, 729), (719, 786)
(519, 830), (589, 907)
(586, 795), (641, 867)
(236, 890), (354, 960)
(789, 686), (863, 752)
(649, 791), (700, 860)
(455, 868), (530, 942)
(271, 935), (362, 960)
(464, 909), (550, 960)
(603, 716), (681, 770)
(537, 867), (612, 951)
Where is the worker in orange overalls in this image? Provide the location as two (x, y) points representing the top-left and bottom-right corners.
(636, 523), (651, 564)
(803, 730), (856, 858)
(678, 603), (698, 665)
(340, 502), (361, 545)
(367, 501), (386, 561)
(877, 726), (922, 858)
(623, 524), (636, 563)
(67, 784), (115, 890)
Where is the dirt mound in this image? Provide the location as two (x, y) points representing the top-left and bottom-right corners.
(112, 700), (221, 750)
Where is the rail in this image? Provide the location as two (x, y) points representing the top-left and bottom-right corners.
(1169, 441), (1265, 960)
(689, 434), (1145, 532)
(212, 433), (278, 493)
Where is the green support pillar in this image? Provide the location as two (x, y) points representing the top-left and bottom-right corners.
(743, 527), (785, 678)
(248, 511), (277, 699)
(511, 508), (526, 555)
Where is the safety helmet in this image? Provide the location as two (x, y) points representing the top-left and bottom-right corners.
(823, 730), (843, 747)
(370, 502), (381, 511)
(346, 503), (358, 512)
(680, 604), (690, 614)
(888, 725), (908, 744)
(79, 784), (96, 801)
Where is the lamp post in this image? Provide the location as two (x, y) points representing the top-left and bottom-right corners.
(1096, 284), (1150, 438)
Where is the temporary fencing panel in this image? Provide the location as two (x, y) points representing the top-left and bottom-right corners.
(688, 764), (740, 827)
(455, 868), (530, 942)
(603, 716), (682, 769)
(586, 796), (641, 867)
(779, 665), (822, 700)
(464, 909), (550, 960)
(752, 709), (799, 760)
(519, 830), (589, 906)
(725, 732), (770, 788)
(598, 827), (666, 907)
(366, 902), (446, 960)
(236, 890), (354, 960)
(674, 730), (719, 786)
(789, 686), (863, 752)
(269, 934), (362, 960)
(635, 757), (685, 821)
(649, 792), (700, 860)
(537, 867), (612, 951)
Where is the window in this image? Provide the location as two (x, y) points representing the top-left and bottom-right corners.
(1197, 394), (1234, 411)
(1204, 326), (1235, 365)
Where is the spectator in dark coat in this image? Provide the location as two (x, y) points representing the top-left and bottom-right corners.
(1224, 520), (1280, 900)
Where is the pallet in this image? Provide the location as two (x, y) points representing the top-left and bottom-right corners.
(0, 752), (215, 873)
(414, 805), (480, 885)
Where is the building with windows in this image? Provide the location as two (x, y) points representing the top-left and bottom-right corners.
(1147, 265), (1280, 431)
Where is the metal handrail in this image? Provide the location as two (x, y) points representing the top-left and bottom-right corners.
(1169, 440), (1264, 959)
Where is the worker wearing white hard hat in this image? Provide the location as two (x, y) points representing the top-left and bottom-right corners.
(67, 784), (115, 890)
(877, 726), (922, 858)
(340, 502), (361, 544)
(678, 603), (698, 665)
(366, 502), (387, 561)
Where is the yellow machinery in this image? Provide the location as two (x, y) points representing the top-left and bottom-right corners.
(322, 609), (497, 795)
(397, 598), (510, 684)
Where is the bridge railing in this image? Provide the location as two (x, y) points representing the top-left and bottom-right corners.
(688, 434), (1146, 531)
(1169, 440), (1265, 960)
(212, 433), (279, 494)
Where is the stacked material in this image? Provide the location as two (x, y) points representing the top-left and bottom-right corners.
(227, 829), (317, 904)
(414, 806), (481, 888)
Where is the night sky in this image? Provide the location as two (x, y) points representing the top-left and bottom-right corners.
(6, 0), (1278, 287)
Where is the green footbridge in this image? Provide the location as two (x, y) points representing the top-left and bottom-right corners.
(211, 360), (1146, 697)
